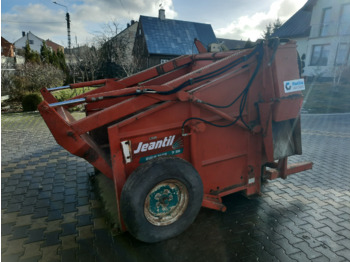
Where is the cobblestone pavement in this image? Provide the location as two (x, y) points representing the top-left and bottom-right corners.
(2, 112), (350, 262)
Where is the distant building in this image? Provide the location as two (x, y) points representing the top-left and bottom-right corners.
(273, 0), (350, 79)
(217, 38), (247, 50)
(46, 39), (64, 53)
(92, 20), (139, 79)
(1, 37), (16, 70)
(133, 9), (217, 70)
(107, 20), (139, 77)
(1, 37), (15, 57)
(14, 31), (64, 54)
(112, 20), (138, 67)
(14, 32), (45, 53)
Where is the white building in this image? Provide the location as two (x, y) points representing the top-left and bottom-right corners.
(13, 31), (64, 55)
(14, 32), (45, 53)
(274, 0), (350, 79)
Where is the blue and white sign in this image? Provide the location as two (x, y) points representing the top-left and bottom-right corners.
(283, 79), (305, 93)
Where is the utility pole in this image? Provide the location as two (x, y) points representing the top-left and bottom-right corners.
(53, 1), (71, 51)
(66, 12), (71, 50)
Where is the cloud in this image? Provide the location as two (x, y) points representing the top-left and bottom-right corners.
(72, 0), (177, 44)
(2, 4), (68, 44)
(214, 0), (307, 41)
(2, 0), (306, 46)
(278, 0), (303, 17)
(73, 0), (177, 27)
(2, 0), (177, 46)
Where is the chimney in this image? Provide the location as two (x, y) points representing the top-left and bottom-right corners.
(159, 9), (165, 20)
(22, 31), (26, 37)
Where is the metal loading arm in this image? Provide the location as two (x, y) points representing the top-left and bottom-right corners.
(38, 101), (113, 178)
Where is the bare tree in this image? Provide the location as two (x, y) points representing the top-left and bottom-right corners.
(66, 20), (138, 82)
(1, 57), (16, 96)
(10, 63), (65, 100)
(94, 20), (138, 78)
(67, 45), (100, 82)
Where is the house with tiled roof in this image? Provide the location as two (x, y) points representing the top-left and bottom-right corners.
(217, 38), (247, 50)
(14, 32), (64, 54)
(133, 9), (217, 70)
(1, 37), (16, 70)
(273, 0), (350, 79)
(1, 37), (15, 57)
(14, 32), (45, 53)
(46, 39), (64, 53)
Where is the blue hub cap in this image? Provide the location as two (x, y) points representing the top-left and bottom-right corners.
(144, 179), (189, 226)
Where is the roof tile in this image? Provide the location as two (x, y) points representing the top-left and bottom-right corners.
(140, 16), (217, 55)
(273, 5), (312, 38)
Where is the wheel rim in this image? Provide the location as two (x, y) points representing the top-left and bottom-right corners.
(144, 179), (189, 226)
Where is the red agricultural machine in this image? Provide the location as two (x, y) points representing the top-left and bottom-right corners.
(38, 38), (312, 243)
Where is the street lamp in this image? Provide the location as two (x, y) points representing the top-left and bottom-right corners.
(53, 1), (71, 51)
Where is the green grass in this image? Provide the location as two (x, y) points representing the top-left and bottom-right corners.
(54, 87), (97, 102)
(53, 87), (97, 112)
(302, 82), (350, 113)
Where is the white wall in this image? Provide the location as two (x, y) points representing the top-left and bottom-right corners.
(14, 32), (44, 53)
(304, 0), (350, 78)
(295, 37), (308, 58)
(1, 56), (16, 68)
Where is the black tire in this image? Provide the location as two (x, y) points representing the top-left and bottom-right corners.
(120, 157), (203, 243)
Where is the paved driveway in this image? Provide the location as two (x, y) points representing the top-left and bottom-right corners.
(2, 112), (350, 262)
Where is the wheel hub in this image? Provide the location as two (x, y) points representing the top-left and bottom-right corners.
(144, 179), (189, 226)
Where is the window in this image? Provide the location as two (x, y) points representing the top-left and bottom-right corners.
(339, 4), (350, 35)
(29, 40), (34, 44)
(320, 8), (332, 37)
(310, 44), (330, 66)
(335, 43), (350, 65)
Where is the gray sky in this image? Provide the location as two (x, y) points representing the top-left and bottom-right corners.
(1, 0), (308, 47)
